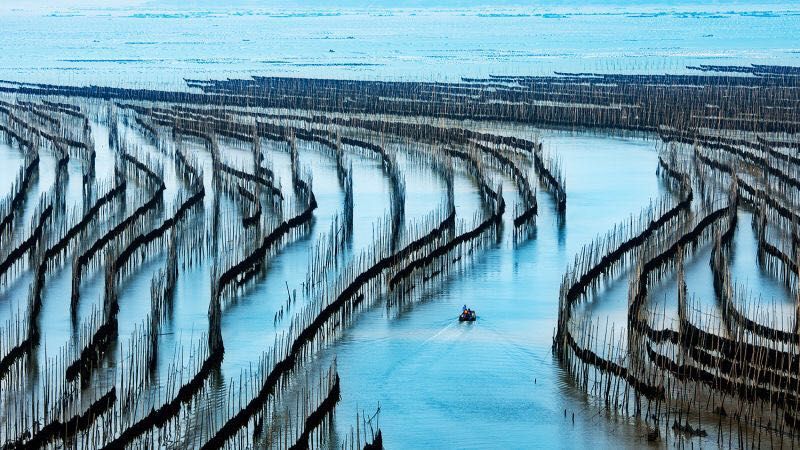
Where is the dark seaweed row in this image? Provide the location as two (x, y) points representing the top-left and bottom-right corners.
(121, 153), (165, 189)
(444, 147), (501, 205)
(33, 100), (86, 120)
(576, 206), (731, 404)
(122, 103), (552, 219)
(566, 332), (664, 400)
(237, 184), (261, 228)
(98, 346), (222, 450)
(389, 203), (502, 289)
(711, 201), (800, 345)
(173, 138), (204, 184)
(556, 209), (692, 403)
(0, 122), (37, 152)
(647, 344), (800, 421)
(759, 239), (798, 288)
(113, 187), (204, 272)
(662, 129), (800, 193)
(2, 387), (116, 450)
(687, 64), (800, 76)
(18, 100), (85, 122)
(133, 116), (159, 142)
(532, 144), (566, 212)
(219, 162), (282, 200)
(669, 127), (800, 167)
(216, 192), (317, 298)
(694, 149), (800, 225)
(0, 153), (39, 238)
(288, 373), (341, 450)
(0, 204), (52, 277)
(471, 141), (537, 226)
(628, 205), (730, 321)
(21, 105), (60, 129)
(0, 103), (89, 154)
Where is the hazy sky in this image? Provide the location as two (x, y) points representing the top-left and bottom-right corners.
(0, 0), (791, 12)
(0, 0), (143, 13)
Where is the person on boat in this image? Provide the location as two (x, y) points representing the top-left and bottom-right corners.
(460, 305), (475, 320)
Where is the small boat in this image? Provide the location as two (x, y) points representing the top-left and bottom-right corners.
(459, 307), (476, 322)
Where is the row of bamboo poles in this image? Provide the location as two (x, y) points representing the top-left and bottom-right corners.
(0, 65), (797, 447)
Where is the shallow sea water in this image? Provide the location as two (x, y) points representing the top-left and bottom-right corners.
(0, 1), (798, 87)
